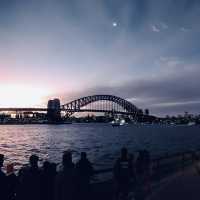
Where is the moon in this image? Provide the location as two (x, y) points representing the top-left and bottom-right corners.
(112, 22), (118, 27)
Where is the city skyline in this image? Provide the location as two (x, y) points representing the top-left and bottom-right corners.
(1, 0), (200, 116)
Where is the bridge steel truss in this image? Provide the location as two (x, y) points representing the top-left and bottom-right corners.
(0, 95), (139, 117)
(61, 95), (138, 116)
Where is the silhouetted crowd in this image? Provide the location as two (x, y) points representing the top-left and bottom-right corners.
(0, 148), (151, 200)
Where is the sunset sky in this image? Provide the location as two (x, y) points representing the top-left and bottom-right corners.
(1, 0), (200, 116)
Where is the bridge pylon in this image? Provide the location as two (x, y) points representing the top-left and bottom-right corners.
(47, 99), (62, 123)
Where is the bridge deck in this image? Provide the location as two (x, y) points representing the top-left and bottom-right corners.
(0, 108), (135, 114)
(0, 108), (47, 112)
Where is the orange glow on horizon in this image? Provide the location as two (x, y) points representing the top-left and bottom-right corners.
(0, 84), (53, 107)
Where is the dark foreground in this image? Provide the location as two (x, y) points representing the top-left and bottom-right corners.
(1, 148), (200, 200)
(1, 148), (149, 200)
(149, 164), (200, 200)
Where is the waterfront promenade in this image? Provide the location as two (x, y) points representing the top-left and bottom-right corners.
(94, 156), (200, 200)
(149, 163), (200, 200)
(87, 159), (200, 200)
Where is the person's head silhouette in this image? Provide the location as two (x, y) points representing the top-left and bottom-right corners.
(43, 161), (51, 171)
(62, 151), (72, 168)
(29, 155), (39, 168)
(0, 154), (4, 168)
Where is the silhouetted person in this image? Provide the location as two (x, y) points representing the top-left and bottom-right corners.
(129, 153), (137, 189)
(54, 151), (77, 200)
(6, 163), (18, 200)
(0, 154), (7, 200)
(17, 155), (41, 200)
(76, 152), (94, 199)
(135, 150), (151, 200)
(142, 150), (151, 194)
(113, 148), (133, 200)
(136, 150), (150, 180)
(41, 161), (57, 200)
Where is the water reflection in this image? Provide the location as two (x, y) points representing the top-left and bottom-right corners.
(0, 124), (200, 170)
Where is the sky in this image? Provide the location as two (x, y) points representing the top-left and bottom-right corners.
(0, 0), (200, 116)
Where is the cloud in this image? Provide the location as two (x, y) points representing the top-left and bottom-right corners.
(160, 22), (168, 29)
(156, 57), (184, 70)
(56, 62), (200, 116)
(1, 0), (200, 116)
(152, 100), (200, 108)
(151, 25), (160, 32)
(150, 22), (168, 33)
(180, 27), (191, 32)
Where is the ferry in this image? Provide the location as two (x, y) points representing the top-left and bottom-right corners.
(187, 122), (196, 126)
(111, 118), (126, 127)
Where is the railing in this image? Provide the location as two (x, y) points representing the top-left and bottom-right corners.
(93, 149), (200, 182)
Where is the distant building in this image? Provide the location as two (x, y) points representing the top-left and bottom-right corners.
(47, 98), (61, 123)
(145, 109), (149, 116)
(138, 109), (143, 116)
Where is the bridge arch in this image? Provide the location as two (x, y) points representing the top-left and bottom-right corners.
(61, 95), (138, 116)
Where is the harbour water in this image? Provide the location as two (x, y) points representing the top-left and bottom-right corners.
(0, 123), (200, 170)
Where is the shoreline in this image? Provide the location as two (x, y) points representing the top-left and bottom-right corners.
(0, 122), (199, 126)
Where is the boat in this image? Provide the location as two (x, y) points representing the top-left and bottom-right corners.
(187, 122), (196, 126)
(111, 118), (126, 127)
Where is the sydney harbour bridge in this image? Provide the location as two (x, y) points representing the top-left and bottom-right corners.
(0, 95), (140, 122)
